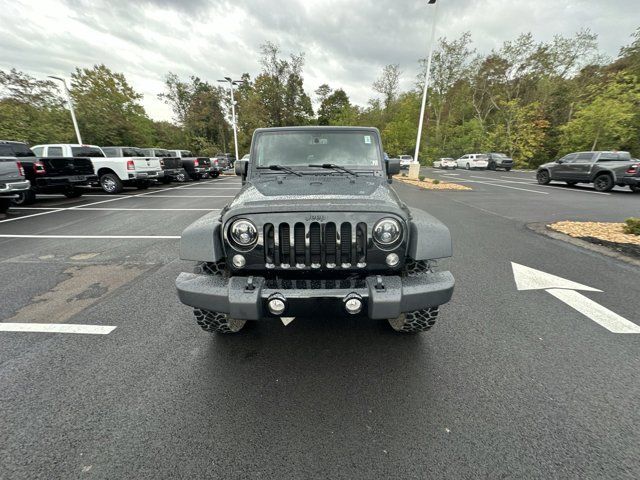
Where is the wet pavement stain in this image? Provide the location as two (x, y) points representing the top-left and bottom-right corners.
(7, 264), (148, 323)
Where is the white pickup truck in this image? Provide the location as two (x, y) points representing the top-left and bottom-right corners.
(31, 144), (164, 193)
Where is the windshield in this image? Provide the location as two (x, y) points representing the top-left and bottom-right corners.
(71, 146), (105, 157)
(254, 131), (381, 170)
(180, 150), (193, 157)
(491, 153), (507, 158)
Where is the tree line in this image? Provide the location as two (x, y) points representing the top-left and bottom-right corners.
(1, 29), (638, 167)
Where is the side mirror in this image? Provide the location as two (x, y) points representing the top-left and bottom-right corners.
(235, 159), (248, 176)
(386, 158), (401, 175)
(556, 159), (564, 164)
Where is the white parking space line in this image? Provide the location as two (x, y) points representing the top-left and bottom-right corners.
(0, 323), (117, 335)
(11, 207), (220, 211)
(470, 176), (611, 195)
(0, 180), (224, 224)
(461, 178), (549, 194)
(0, 234), (180, 239)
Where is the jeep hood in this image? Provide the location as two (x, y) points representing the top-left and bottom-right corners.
(222, 175), (407, 220)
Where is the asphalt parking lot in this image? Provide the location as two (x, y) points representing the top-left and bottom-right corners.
(1, 171), (639, 479)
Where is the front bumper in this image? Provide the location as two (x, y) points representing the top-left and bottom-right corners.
(0, 179), (31, 194)
(176, 271), (454, 320)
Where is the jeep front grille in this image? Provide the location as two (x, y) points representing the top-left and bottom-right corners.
(264, 222), (368, 269)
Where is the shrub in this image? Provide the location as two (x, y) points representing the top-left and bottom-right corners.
(623, 217), (640, 235)
(418, 175), (425, 181)
(432, 179), (440, 185)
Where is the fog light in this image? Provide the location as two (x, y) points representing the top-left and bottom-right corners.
(232, 254), (246, 268)
(268, 297), (286, 316)
(344, 295), (363, 315)
(386, 253), (400, 267)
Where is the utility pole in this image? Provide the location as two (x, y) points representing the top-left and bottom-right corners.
(48, 75), (82, 144)
(218, 77), (243, 161)
(412, 0), (440, 174)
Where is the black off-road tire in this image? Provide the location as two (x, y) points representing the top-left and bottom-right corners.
(11, 189), (36, 205)
(192, 261), (247, 334)
(100, 173), (124, 194)
(388, 307), (439, 333)
(193, 309), (246, 334)
(0, 198), (10, 213)
(537, 169), (551, 185)
(593, 174), (614, 192)
(387, 258), (440, 333)
(211, 171), (220, 178)
(505, 167), (511, 172)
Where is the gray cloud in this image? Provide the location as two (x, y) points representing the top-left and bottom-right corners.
(2, 0), (638, 121)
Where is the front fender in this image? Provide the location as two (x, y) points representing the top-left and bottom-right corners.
(179, 211), (224, 262)
(407, 207), (453, 261)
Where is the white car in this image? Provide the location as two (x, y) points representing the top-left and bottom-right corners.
(457, 153), (489, 170)
(399, 154), (414, 169)
(31, 144), (163, 193)
(433, 157), (457, 169)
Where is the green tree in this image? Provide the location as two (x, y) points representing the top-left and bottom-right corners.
(560, 73), (640, 153)
(71, 64), (153, 146)
(373, 64), (401, 110)
(0, 69), (73, 144)
(318, 88), (351, 125)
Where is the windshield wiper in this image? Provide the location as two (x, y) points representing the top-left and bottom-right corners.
(308, 163), (359, 177)
(256, 165), (302, 176)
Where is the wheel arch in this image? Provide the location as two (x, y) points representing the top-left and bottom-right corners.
(407, 207), (453, 261)
(97, 167), (118, 178)
(180, 211), (225, 262)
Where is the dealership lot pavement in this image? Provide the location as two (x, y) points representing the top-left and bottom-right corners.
(1, 172), (639, 479)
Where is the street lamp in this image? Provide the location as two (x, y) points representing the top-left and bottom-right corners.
(48, 75), (82, 144)
(217, 76), (243, 161)
(413, 0), (440, 169)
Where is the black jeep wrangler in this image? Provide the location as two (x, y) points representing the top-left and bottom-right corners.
(175, 127), (454, 334)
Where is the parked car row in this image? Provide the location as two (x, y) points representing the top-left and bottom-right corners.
(433, 153), (514, 171)
(0, 140), (233, 207)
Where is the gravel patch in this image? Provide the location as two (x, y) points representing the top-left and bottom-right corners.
(549, 221), (640, 246)
(396, 177), (471, 191)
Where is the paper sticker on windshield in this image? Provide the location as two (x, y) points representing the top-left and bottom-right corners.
(364, 135), (371, 144)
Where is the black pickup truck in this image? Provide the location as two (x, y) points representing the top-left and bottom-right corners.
(168, 149), (212, 181)
(141, 148), (187, 183)
(0, 140), (97, 205)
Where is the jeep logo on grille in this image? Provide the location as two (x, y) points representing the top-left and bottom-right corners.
(305, 215), (326, 222)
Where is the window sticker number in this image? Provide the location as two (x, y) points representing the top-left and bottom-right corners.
(364, 135), (371, 144)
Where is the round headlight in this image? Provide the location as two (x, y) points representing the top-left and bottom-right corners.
(230, 219), (258, 248)
(373, 218), (402, 246)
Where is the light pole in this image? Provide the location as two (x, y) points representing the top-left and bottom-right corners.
(218, 76), (243, 161)
(48, 75), (82, 144)
(413, 0), (440, 171)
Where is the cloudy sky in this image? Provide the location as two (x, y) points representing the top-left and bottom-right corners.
(1, 0), (637, 122)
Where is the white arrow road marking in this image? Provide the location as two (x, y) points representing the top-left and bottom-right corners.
(511, 262), (640, 334)
(511, 262), (601, 291)
(281, 317), (295, 326)
(0, 323), (117, 335)
(546, 289), (640, 334)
